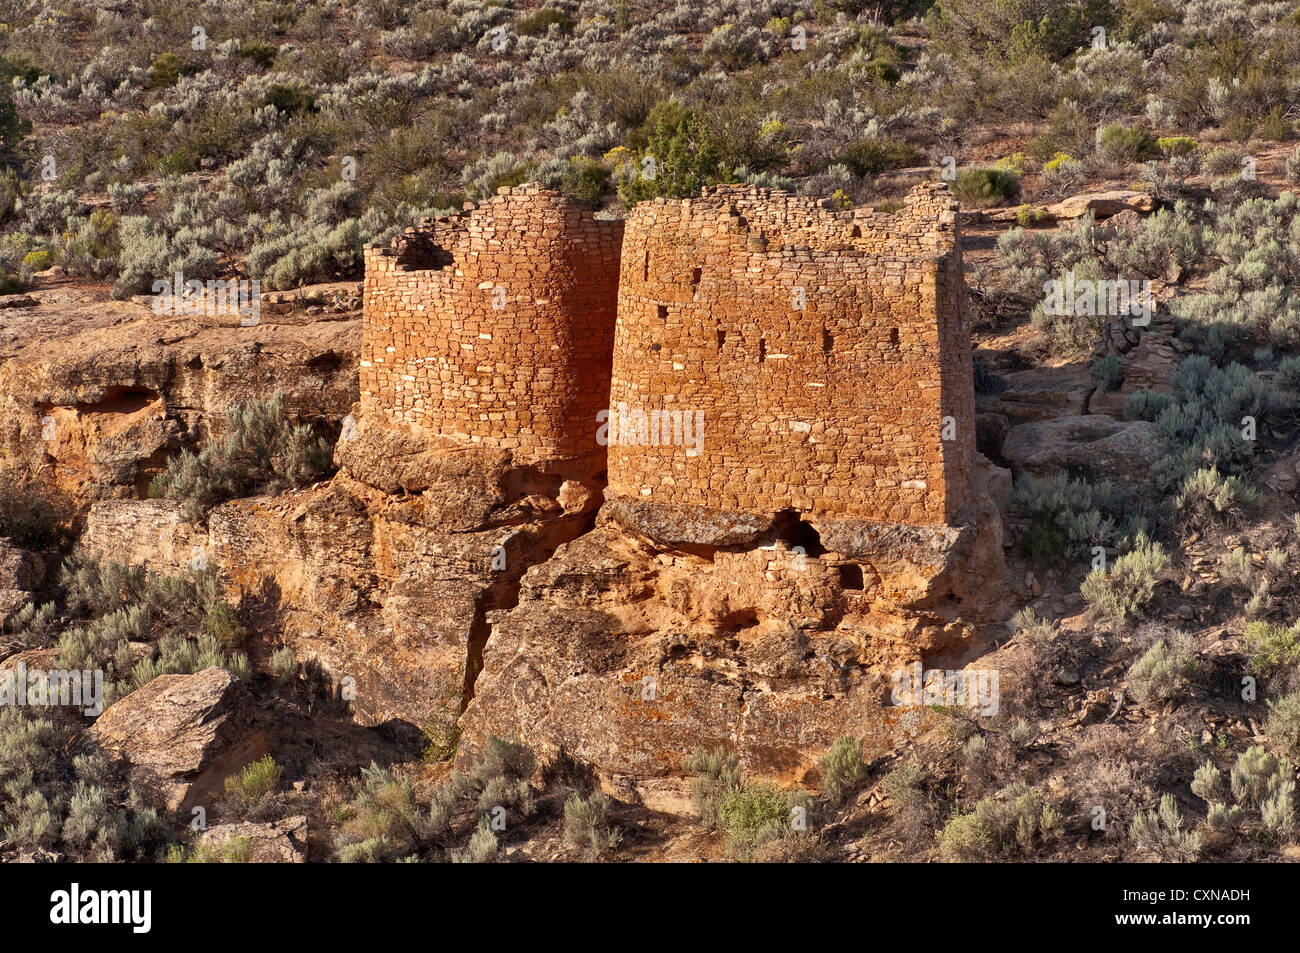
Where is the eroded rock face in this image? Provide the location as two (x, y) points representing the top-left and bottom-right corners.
(88, 668), (266, 814)
(81, 429), (604, 731)
(460, 456), (1013, 807)
(0, 292), (357, 503)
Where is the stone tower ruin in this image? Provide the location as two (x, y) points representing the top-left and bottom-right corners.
(359, 185), (624, 471)
(355, 181), (975, 538)
(607, 181), (973, 530)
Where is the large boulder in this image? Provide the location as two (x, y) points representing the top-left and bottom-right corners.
(1001, 414), (1165, 483)
(1048, 190), (1157, 220)
(88, 667), (266, 814)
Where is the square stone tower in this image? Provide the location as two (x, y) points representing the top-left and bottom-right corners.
(606, 181), (973, 530)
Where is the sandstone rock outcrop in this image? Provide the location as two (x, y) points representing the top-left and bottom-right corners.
(88, 667), (266, 813)
(1001, 415), (1165, 483)
(1047, 190), (1157, 219)
(460, 454), (1013, 807)
(0, 290), (357, 503)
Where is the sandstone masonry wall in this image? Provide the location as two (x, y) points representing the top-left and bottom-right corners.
(606, 181), (974, 526)
(361, 186), (623, 465)
(361, 181), (974, 528)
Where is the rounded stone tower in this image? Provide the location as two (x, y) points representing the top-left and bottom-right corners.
(358, 185), (623, 468)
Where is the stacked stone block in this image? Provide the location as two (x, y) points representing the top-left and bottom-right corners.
(606, 181), (974, 526)
(360, 185), (624, 466)
(361, 180), (974, 529)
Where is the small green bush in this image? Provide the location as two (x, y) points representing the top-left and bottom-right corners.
(952, 167), (1020, 207)
(1173, 466), (1262, 521)
(150, 392), (334, 522)
(563, 792), (621, 860)
(1203, 147), (1244, 176)
(222, 755), (282, 816)
(1244, 621), (1300, 676)
(938, 782), (1061, 861)
(818, 735), (866, 805)
(1129, 794), (1199, 861)
(837, 138), (921, 178)
(451, 816), (498, 863)
(517, 8), (575, 36)
(687, 745), (813, 861)
(1125, 631), (1197, 706)
(1081, 536), (1170, 625)
(1157, 136), (1197, 157)
(1265, 692), (1300, 758)
(1096, 124), (1158, 163)
(263, 84), (315, 115)
(1013, 472), (1144, 564)
(1015, 205), (1050, 227)
(269, 645), (297, 682)
(1276, 355), (1300, 389)
(1092, 354), (1124, 391)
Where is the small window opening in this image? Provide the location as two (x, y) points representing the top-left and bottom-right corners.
(657, 304), (668, 321)
(822, 329), (833, 355)
(717, 329), (727, 348)
(839, 565), (865, 590)
(889, 327), (900, 347)
(758, 337), (766, 363)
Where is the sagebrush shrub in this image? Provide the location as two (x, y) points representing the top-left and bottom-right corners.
(938, 782), (1061, 861)
(150, 392), (334, 521)
(952, 167), (1019, 207)
(818, 735), (866, 805)
(1125, 630), (1196, 705)
(1091, 354), (1124, 391)
(1096, 124), (1158, 163)
(1129, 794), (1199, 861)
(563, 792), (621, 860)
(1081, 536), (1170, 625)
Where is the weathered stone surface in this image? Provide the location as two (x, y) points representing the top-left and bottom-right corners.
(199, 815), (308, 862)
(0, 291), (357, 502)
(83, 498), (205, 571)
(88, 668), (266, 813)
(603, 491), (776, 547)
(609, 182), (973, 527)
(1088, 333), (1187, 417)
(0, 538), (41, 623)
(988, 365), (1094, 424)
(1002, 414), (1165, 483)
(1048, 190), (1157, 219)
(460, 455), (1013, 801)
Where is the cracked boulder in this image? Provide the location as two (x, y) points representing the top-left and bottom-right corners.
(88, 667), (267, 814)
